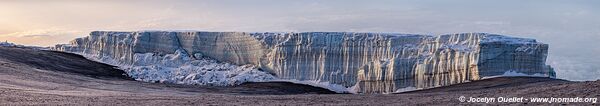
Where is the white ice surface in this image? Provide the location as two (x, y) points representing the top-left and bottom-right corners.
(480, 34), (538, 44)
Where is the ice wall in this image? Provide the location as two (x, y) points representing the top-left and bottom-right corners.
(54, 31), (554, 93)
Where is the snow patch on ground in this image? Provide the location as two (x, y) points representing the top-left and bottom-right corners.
(393, 87), (421, 93)
(272, 79), (358, 94)
(482, 70), (549, 79)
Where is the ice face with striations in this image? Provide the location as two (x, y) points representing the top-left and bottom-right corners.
(54, 31), (555, 93)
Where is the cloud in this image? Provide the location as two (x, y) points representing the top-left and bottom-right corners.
(548, 55), (600, 81)
(19, 34), (53, 38)
(0, 28), (81, 38)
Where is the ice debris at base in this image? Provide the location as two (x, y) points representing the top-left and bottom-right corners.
(54, 31), (555, 94)
(73, 49), (276, 86)
(272, 79), (359, 93)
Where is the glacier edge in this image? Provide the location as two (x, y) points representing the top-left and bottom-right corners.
(54, 31), (555, 94)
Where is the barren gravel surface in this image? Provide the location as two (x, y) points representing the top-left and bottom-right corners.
(1, 46), (598, 105)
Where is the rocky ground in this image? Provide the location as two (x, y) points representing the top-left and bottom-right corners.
(0, 46), (598, 105)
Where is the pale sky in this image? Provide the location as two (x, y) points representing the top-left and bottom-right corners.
(0, 0), (599, 81)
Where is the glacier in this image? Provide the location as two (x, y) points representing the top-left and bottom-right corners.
(0, 41), (17, 47)
(53, 31), (555, 93)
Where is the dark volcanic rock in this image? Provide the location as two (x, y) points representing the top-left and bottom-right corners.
(0, 47), (129, 79)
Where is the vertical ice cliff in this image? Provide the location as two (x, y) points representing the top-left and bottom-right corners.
(54, 31), (554, 93)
